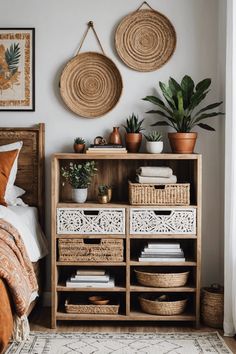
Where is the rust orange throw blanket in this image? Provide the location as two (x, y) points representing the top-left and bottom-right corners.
(0, 219), (38, 348)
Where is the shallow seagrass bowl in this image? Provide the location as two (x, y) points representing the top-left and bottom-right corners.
(139, 294), (188, 316)
(115, 9), (176, 72)
(135, 269), (190, 288)
(60, 52), (123, 118)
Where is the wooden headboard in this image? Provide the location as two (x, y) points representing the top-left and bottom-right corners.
(0, 124), (45, 228)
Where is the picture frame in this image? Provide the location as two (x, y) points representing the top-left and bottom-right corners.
(0, 28), (35, 111)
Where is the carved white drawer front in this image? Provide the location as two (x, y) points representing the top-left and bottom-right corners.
(57, 208), (125, 234)
(130, 208), (196, 234)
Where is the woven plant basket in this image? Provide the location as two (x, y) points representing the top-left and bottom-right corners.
(58, 239), (123, 262)
(60, 22), (123, 118)
(115, 2), (176, 72)
(65, 300), (119, 315)
(139, 295), (188, 316)
(201, 285), (224, 328)
(129, 181), (190, 206)
(135, 269), (189, 288)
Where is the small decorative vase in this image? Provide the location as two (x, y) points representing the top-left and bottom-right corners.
(146, 141), (163, 154)
(125, 133), (142, 153)
(73, 143), (85, 153)
(107, 187), (112, 202)
(109, 127), (122, 145)
(168, 132), (197, 154)
(98, 194), (109, 204)
(72, 188), (88, 203)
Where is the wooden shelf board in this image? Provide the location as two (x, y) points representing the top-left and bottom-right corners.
(56, 311), (196, 321)
(56, 262), (126, 266)
(130, 260), (197, 266)
(130, 285), (196, 292)
(57, 284), (126, 292)
(56, 234), (126, 239)
(53, 153), (201, 160)
(57, 202), (198, 209)
(130, 234), (197, 239)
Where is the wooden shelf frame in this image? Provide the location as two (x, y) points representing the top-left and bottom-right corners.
(51, 153), (202, 328)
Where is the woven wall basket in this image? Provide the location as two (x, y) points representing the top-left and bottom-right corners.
(115, 2), (176, 72)
(60, 22), (123, 118)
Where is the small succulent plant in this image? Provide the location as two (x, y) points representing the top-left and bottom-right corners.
(123, 113), (144, 134)
(74, 137), (85, 144)
(144, 131), (162, 142)
(98, 184), (109, 196)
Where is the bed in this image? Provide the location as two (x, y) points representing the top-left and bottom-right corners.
(0, 124), (46, 353)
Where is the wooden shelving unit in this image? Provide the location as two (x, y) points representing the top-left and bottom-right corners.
(51, 153), (202, 328)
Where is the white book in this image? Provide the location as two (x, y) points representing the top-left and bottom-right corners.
(139, 257), (186, 262)
(76, 270), (106, 276)
(70, 275), (110, 282)
(141, 252), (184, 257)
(143, 248), (183, 254)
(66, 278), (115, 288)
(147, 243), (181, 249)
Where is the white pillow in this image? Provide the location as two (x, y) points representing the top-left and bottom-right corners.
(0, 141), (23, 204)
(5, 185), (27, 206)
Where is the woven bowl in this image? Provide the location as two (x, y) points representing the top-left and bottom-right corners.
(139, 294), (188, 316)
(135, 269), (189, 288)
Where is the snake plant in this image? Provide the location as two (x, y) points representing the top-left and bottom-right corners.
(123, 113), (144, 133)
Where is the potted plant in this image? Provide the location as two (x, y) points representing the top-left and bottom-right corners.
(123, 113), (144, 153)
(73, 137), (85, 153)
(61, 161), (97, 203)
(98, 185), (109, 204)
(144, 131), (163, 154)
(143, 75), (224, 153)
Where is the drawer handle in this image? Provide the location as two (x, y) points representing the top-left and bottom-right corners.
(154, 185), (165, 190)
(153, 210), (172, 216)
(83, 239), (101, 245)
(83, 210), (100, 216)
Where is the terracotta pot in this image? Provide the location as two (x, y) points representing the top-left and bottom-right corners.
(168, 132), (197, 154)
(109, 127), (122, 145)
(125, 133), (142, 153)
(73, 143), (85, 153)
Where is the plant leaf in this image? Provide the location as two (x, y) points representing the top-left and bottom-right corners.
(151, 121), (170, 127)
(159, 82), (176, 109)
(194, 101), (223, 116)
(5, 43), (21, 73)
(196, 78), (211, 93)
(189, 91), (209, 111)
(168, 77), (182, 107)
(197, 123), (215, 131)
(181, 75), (194, 108)
(145, 110), (172, 120)
(143, 96), (172, 114)
(194, 112), (224, 123)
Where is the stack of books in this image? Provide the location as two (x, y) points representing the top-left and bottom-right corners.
(138, 242), (185, 262)
(86, 144), (127, 154)
(66, 269), (115, 288)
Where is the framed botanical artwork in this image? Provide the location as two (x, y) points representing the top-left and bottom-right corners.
(0, 28), (35, 111)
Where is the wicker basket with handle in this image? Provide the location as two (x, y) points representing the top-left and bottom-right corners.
(201, 284), (224, 328)
(135, 269), (189, 288)
(129, 181), (190, 205)
(58, 238), (123, 262)
(139, 294), (188, 316)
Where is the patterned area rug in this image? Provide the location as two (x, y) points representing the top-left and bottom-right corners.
(6, 332), (232, 354)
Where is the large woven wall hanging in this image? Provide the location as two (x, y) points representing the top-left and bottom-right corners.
(115, 1), (176, 72)
(60, 22), (123, 118)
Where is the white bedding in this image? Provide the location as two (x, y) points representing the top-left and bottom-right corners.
(0, 205), (48, 262)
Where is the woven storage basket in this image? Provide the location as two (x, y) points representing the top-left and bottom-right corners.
(58, 239), (123, 262)
(201, 285), (224, 328)
(115, 5), (176, 72)
(139, 295), (188, 316)
(65, 300), (119, 315)
(129, 181), (190, 206)
(135, 269), (189, 288)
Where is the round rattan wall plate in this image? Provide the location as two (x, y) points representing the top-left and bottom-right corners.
(115, 9), (176, 72)
(60, 52), (123, 118)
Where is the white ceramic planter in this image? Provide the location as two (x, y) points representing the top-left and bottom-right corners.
(72, 188), (88, 203)
(146, 141), (163, 154)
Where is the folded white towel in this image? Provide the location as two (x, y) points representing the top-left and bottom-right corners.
(137, 166), (173, 178)
(137, 175), (177, 184)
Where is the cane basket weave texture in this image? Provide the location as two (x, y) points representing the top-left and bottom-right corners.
(65, 300), (119, 315)
(60, 52), (123, 118)
(201, 286), (224, 328)
(129, 181), (190, 205)
(58, 238), (123, 262)
(115, 9), (176, 72)
(135, 269), (190, 288)
(139, 295), (188, 316)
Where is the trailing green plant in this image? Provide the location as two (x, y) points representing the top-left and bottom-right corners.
(74, 137), (85, 144)
(61, 161), (97, 189)
(98, 184), (109, 196)
(143, 75), (224, 132)
(123, 113), (144, 133)
(144, 131), (162, 142)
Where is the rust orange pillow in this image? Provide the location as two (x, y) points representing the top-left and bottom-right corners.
(0, 149), (18, 206)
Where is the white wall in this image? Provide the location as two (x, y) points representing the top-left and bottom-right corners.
(0, 0), (224, 287)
